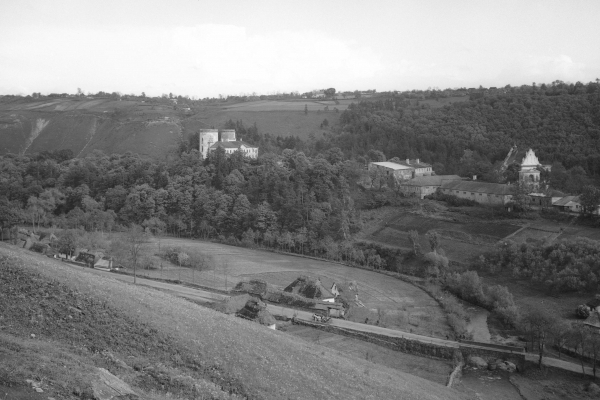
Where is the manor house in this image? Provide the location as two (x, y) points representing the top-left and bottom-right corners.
(198, 129), (258, 159)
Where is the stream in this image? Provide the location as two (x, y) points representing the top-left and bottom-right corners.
(461, 300), (491, 343)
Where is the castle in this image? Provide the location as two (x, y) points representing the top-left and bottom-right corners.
(198, 129), (259, 159)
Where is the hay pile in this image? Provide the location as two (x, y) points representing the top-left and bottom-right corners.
(236, 297), (276, 326)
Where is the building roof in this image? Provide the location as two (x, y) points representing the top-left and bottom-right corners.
(552, 196), (580, 207)
(397, 159), (432, 169)
(210, 141), (258, 149)
(441, 180), (514, 196)
(401, 175), (462, 187)
(370, 162), (412, 170)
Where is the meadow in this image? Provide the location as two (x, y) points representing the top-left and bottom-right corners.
(134, 237), (454, 339)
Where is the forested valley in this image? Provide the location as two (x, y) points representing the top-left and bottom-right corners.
(2, 80), (600, 281)
(330, 81), (600, 194)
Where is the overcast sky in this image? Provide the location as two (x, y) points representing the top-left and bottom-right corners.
(1, 0), (599, 98)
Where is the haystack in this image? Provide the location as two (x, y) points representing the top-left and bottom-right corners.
(236, 297), (276, 328)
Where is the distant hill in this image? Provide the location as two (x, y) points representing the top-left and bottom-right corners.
(0, 97), (344, 157)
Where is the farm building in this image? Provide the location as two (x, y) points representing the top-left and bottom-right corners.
(552, 196), (582, 213)
(552, 196), (600, 214)
(400, 175), (462, 199)
(284, 276), (336, 303)
(439, 180), (514, 205)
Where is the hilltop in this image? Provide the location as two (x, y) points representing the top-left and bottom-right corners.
(0, 96), (343, 158)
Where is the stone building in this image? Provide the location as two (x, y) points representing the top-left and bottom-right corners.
(397, 159), (433, 177)
(368, 162), (414, 181)
(199, 129), (259, 159)
(198, 129), (218, 159)
(368, 159), (433, 182)
(439, 180), (514, 205)
(400, 175), (462, 199)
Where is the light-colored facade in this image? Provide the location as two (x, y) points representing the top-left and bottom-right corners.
(209, 141), (259, 159)
(199, 129), (219, 159)
(518, 149), (541, 185)
(368, 161), (414, 181)
(201, 129), (259, 159)
(397, 159), (433, 177)
(439, 180), (514, 205)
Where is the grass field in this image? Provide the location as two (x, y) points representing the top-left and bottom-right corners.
(135, 237), (454, 339)
(183, 108), (340, 140)
(283, 324), (454, 385)
(0, 243), (466, 400)
(219, 99), (350, 112)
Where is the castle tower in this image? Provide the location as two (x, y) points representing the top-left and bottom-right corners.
(220, 129), (236, 142)
(199, 129), (219, 159)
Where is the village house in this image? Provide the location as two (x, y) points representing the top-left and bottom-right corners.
(400, 175), (462, 199)
(439, 180), (514, 205)
(550, 195), (600, 214)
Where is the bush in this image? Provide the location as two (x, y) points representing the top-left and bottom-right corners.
(425, 191), (479, 207)
(576, 304), (591, 319)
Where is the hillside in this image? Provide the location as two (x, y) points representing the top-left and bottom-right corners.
(0, 97), (343, 158)
(0, 244), (468, 400)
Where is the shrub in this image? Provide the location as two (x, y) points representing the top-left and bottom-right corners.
(576, 304), (591, 319)
(425, 192), (479, 207)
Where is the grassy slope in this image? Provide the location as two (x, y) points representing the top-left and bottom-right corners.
(0, 98), (344, 157)
(0, 244), (468, 400)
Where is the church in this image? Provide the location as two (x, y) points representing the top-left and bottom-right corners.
(500, 146), (550, 187)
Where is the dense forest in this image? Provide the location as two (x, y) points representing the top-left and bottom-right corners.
(329, 81), (600, 193)
(0, 146), (372, 263)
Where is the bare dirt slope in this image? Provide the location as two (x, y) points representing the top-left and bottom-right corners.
(0, 244), (469, 400)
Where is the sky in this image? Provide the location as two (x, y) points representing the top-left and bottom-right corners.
(1, 0), (599, 98)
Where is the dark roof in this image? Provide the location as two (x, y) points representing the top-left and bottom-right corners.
(401, 175), (462, 187)
(552, 196), (579, 207)
(284, 276), (335, 299)
(210, 141), (258, 149)
(440, 180), (514, 195)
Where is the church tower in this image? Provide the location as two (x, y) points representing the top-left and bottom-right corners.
(518, 148), (541, 187)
